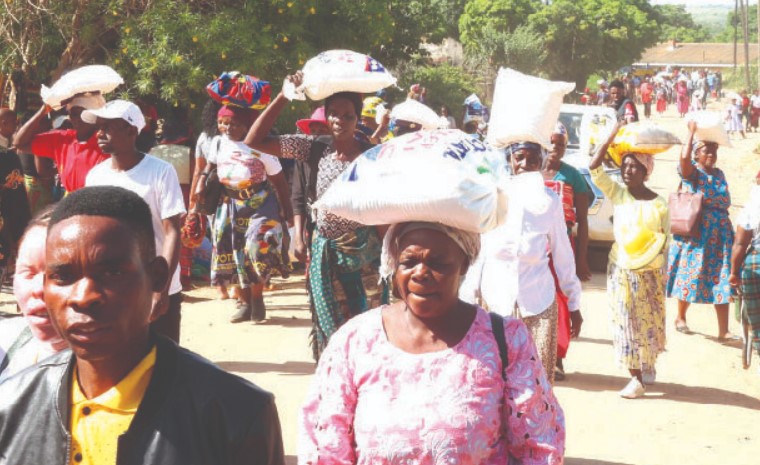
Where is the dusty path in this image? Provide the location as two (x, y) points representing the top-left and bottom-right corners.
(2, 101), (758, 465)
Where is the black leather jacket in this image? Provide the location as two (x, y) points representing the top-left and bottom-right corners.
(0, 335), (284, 465)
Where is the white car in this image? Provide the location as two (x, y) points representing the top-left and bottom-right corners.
(559, 104), (619, 246)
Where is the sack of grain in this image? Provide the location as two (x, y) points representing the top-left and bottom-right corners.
(314, 129), (508, 233)
(607, 123), (681, 166)
(487, 68), (575, 150)
(283, 50), (396, 101)
(687, 110), (732, 147)
(41, 65), (123, 110)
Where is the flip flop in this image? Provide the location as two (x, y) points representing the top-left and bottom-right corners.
(718, 333), (742, 343)
(675, 323), (692, 334)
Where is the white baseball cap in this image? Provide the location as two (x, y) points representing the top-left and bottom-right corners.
(81, 99), (146, 132)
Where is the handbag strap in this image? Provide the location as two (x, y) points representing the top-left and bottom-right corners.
(489, 312), (508, 381)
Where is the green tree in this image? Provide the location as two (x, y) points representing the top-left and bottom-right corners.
(528, 0), (659, 87)
(396, 63), (478, 117)
(652, 4), (710, 43)
(458, 0), (540, 51)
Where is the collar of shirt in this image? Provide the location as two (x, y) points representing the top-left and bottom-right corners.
(71, 345), (157, 412)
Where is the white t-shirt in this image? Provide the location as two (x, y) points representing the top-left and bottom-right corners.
(207, 135), (282, 189)
(86, 154), (186, 295)
(751, 95), (760, 109)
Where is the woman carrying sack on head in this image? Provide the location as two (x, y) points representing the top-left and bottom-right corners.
(194, 105), (293, 323)
(666, 121), (736, 340)
(589, 124), (669, 399)
(244, 72), (387, 360)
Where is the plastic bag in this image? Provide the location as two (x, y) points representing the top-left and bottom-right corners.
(487, 68), (575, 150)
(390, 99), (446, 130)
(41, 65), (123, 110)
(687, 110), (732, 147)
(313, 129), (508, 233)
(283, 50), (396, 101)
(206, 72), (271, 109)
(607, 123), (681, 167)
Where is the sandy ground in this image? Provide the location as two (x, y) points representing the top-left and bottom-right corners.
(2, 101), (759, 465)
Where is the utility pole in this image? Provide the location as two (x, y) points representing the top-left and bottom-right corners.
(743, 0), (751, 88)
(735, 0), (739, 70)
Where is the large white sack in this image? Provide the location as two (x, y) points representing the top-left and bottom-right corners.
(687, 110), (732, 147)
(487, 68), (575, 150)
(41, 65), (123, 110)
(313, 129), (508, 233)
(390, 99), (447, 129)
(283, 50), (396, 101)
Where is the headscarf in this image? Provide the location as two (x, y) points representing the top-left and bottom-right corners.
(217, 105), (258, 125)
(379, 222), (480, 281)
(66, 94), (106, 111)
(623, 153), (654, 181)
(505, 141), (547, 162)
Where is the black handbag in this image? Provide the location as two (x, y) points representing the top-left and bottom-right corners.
(198, 169), (221, 215)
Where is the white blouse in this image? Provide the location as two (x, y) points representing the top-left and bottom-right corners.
(461, 186), (582, 318)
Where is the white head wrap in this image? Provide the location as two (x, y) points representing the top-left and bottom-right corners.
(379, 222), (480, 281)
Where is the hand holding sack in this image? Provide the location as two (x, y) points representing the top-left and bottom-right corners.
(487, 68), (575, 150)
(686, 110), (732, 147)
(607, 123), (681, 167)
(181, 212), (208, 249)
(41, 65), (123, 110)
(283, 50), (396, 101)
(206, 72), (272, 109)
(313, 129), (508, 233)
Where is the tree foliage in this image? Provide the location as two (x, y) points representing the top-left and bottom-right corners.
(652, 4), (710, 43)
(397, 63), (478, 117)
(458, 0), (540, 52)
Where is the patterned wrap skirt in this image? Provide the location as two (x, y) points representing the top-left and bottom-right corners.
(210, 184), (289, 287)
(607, 261), (667, 371)
(519, 302), (559, 385)
(740, 248), (760, 354)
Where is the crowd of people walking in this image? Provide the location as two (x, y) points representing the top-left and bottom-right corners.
(0, 56), (757, 465)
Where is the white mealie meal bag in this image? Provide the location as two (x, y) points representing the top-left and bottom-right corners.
(686, 110), (732, 147)
(390, 99), (447, 129)
(487, 68), (575, 150)
(41, 65), (124, 110)
(283, 50), (396, 101)
(313, 129), (508, 233)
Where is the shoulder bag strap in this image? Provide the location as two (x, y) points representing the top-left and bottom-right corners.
(489, 312), (508, 381)
(0, 325), (33, 375)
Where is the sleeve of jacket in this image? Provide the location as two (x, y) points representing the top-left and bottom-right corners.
(233, 393), (285, 465)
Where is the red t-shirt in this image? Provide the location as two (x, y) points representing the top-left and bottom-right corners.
(30, 130), (109, 192)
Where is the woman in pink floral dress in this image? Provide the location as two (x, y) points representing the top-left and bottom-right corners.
(299, 222), (565, 465)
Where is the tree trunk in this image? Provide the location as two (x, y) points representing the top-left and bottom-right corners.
(735, 0), (739, 70)
(757, 0), (760, 88)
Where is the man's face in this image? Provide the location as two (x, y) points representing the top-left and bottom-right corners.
(610, 86), (623, 105)
(44, 215), (166, 362)
(67, 106), (96, 136)
(0, 111), (17, 139)
(96, 118), (136, 154)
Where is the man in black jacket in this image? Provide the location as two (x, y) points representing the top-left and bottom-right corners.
(0, 186), (284, 465)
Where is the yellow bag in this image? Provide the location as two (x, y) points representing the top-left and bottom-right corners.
(607, 123), (681, 167)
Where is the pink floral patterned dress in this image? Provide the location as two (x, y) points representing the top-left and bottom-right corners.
(298, 306), (565, 465)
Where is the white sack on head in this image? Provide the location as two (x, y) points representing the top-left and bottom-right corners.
(390, 99), (447, 129)
(686, 110), (732, 147)
(487, 68), (575, 150)
(41, 65), (123, 110)
(313, 129), (508, 233)
(283, 50), (396, 101)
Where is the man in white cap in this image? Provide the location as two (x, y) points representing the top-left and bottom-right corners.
(14, 94), (109, 193)
(84, 100), (186, 343)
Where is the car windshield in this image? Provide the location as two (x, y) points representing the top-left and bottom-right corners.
(558, 112), (582, 148)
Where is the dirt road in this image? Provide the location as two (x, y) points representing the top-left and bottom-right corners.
(3, 101), (758, 465)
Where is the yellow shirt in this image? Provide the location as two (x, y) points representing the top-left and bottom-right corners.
(590, 166), (669, 270)
(69, 346), (157, 465)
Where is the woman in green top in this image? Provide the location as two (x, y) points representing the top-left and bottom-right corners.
(588, 124), (669, 399)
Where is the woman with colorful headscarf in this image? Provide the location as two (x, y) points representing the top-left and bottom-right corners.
(461, 141), (583, 384)
(666, 120), (736, 340)
(300, 221), (565, 464)
(195, 105), (293, 323)
(245, 72), (387, 359)
(542, 123), (591, 380)
(589, 124), (669, 399)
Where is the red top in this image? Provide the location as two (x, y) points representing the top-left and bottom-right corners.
(30, 130), (109, 192)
